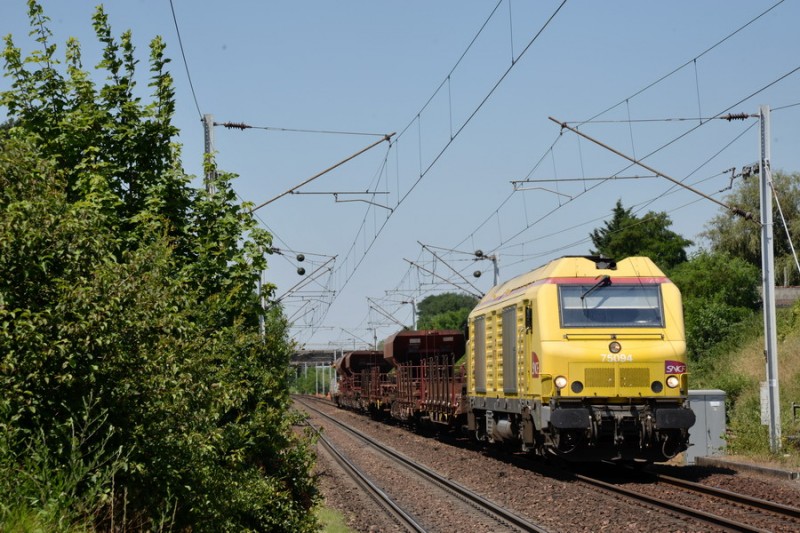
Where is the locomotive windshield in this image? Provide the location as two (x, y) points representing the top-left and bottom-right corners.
(559, 284), (664, 328)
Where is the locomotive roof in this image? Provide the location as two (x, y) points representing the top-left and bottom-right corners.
(474, 256), (668, 312)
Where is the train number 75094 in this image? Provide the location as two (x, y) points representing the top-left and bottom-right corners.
(601, 353), (633, 362)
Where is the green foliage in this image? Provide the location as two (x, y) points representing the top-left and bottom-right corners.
(703, 170), (800, 285)
(688, 306), (800, 462)
(416, 292), (478, 330)
(708, 372), (752, 415)
(316, 506), (352, 533)
(726, 394), (771, 456)
(590, 199), (692, 270)
(0, 3), (316, 531)
(682, 299), (752, 361)
(650, 247), (800, 462)
(667, 250), (760, 362)
(0, 395), (122, 533)
(290, 366), (334, 396)
(668, 251), (760, 309)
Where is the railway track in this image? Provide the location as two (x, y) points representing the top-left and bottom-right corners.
(654, 470), (800, 521)
(307, 419), (426, 532)
(303, 396), (800, 531)
(297, 396), (552, 533)
(575, 467), (800, 532)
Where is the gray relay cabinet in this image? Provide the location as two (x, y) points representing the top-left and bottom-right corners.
(684, 389), (727, 465)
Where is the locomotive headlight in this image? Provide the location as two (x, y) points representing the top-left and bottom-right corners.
(666, 375), (680, 388)
(609, 341), (621, 354)
(554, 375), (568, 389)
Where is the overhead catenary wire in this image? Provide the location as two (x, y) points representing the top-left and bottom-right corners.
(626, 121), (758, 217)
(217, 121), (387, 137)
(438, 9), (800, 286)
(419, 242), (485, 297)
(477, 4), (794, 259)
(581, 0), (785, 125)
(437, 155), (736, 309)
(404, 259), (483, 299)
(769, 181), (800, 277)
(280, 2), (795, 347)
(230, 187), (337, 299)
(463, 60), (797, 265)
(495, 125), (757, 269)
(361, 3), (798, 340)
(395, 0), (505, 140)
(395, 0), (568, 207)
(774, 102), (800, 111)
(498, 162), (745, 268)
(249, 133), (395, 213)
(272, 256), (337, 305)
(168, 0), (202, 119)
(296, 1), (569, 341)
(549, 116), (756, 222)
(368, 298), (408, 329)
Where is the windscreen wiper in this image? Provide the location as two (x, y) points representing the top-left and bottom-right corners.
(581, 275), (611, 300)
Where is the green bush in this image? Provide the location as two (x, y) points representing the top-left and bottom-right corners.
(683, 298), (753, 362)
(0, 3), (317, 530)
(669, 250), (760, 362)
(726, 394), (770, 456)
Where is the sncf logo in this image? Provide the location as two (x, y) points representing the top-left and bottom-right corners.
(665, 360), (686, 374)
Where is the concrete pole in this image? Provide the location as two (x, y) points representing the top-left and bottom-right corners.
(203, 114), (216, 194)
(759, 104), (781, 453)
(258, 267), (265, 341)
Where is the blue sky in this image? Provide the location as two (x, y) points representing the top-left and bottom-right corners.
(3, 1), (799, 351)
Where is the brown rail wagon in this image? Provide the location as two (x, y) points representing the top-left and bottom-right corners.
(384, 330), (466, 425)
(333, 350), (392, 413)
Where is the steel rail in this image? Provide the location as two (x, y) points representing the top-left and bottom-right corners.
(576, 473), (769, 533)
(305, 419), (426, 532)
(297, 397), (551, 533)
(654, 472), (800, 520)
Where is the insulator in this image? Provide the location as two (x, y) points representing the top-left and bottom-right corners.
(222, 121), (251, 130)
(722, 112), (749, 122)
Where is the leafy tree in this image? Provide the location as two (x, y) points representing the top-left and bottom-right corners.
(668, 251), (760, 310)
(290, 365), (334, 395)
(416, 292), (478, 330)
(682, 298), (752, 362)
(0, 3), (316, 531)
(703, 170), (800, 285)
(669, 251), (760, 361)
(590, 199), (692, 270)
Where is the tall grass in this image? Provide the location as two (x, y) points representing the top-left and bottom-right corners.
(0, 395), (126, 532)
(692, 306), (800, 464)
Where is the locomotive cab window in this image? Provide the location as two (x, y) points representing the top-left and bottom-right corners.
(559, 284), (663, 328)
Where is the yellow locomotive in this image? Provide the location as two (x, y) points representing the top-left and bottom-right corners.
(466, 255), (695, 463)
